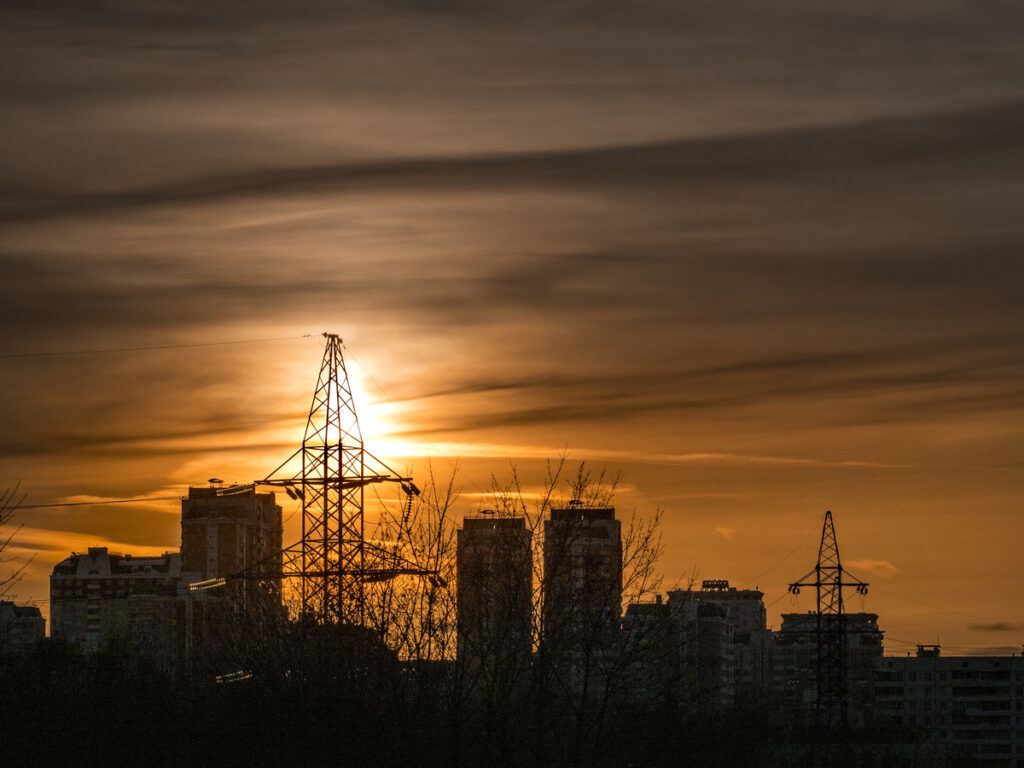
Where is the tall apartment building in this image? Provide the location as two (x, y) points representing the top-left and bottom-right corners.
(456, 515), (533, 684)
(622, 586), (748, 710)
(874, 645), (1024, 767)
(50, 547), (183, 662)
(541, 503), (622, 694)
(667, 577), (770, 708)
(774, 611), (884, 725)
(621, 596), (678, 704)
(181, 485), (283, 594)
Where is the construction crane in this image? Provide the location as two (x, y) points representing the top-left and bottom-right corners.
(251, 332), (437, 627)
(788, 510), (869, 729)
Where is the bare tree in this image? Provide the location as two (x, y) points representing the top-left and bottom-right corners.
(187, 459), (668, 767)
(461, 458), (666, 766)
(0, 485), (32, 599)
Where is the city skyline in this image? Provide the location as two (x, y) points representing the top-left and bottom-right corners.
(2, 0), (1023, 658)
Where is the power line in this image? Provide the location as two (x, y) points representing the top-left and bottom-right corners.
(0, 333), (312, 359)
(17, 496), (183, 510)
(738, 524), (818, 590)
(869, 586), (1007, 624)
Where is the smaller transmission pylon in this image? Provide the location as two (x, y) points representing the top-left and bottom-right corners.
(788, 510), (868, 728)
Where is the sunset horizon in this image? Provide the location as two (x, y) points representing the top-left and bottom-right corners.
(3, 2), (1024, 764)
(4, 327), (1021, 658)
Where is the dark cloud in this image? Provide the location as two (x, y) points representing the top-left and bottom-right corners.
(3, 100), (1023, 223)
(962, 647), (1024, 657)
(968, 623), (1024, 633)
(395, 336), (1024, 434)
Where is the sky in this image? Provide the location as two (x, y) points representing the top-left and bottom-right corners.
(1, 0), (1023, 655)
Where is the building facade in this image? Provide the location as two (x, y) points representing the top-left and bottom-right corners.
(874, 645), (1024, 767)
(50, 547), (184, 662)
(456, 515), (533, 687)
(774, 611), (884, 725)
(0, 600), (45, 651)
(180, 485), (283, 585)
(622, 597), (675, 702)
(667, 579), (770, 701)
(542, 503), (622, 694)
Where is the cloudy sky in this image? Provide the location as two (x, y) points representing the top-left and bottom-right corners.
(2, 0), (1023, 653)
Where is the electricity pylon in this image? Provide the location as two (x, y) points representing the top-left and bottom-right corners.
(261, 333), (428, 626)
(788, 510), (868, 728)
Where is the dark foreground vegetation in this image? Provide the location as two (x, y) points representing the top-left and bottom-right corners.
(3, 638), (945, 768)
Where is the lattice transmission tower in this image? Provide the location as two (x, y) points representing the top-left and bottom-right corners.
(788, 510), (868, 728)
(260, 333), (429, 626)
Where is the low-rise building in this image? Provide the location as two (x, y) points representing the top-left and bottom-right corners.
(0, 600), (45, 651)
(874, 645), (1024, 767)
(50, 547), (184, 663)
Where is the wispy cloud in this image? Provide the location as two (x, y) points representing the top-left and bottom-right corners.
(388, 441), (909, 469)
(4, 101), (1024, 225)
(846, 559), (899, 578)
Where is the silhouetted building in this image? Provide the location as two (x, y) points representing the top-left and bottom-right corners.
(666, 593), (736, 709)
(874, 645), (1024, 767)
(667, 579), (771, 699)
(670, 580), (766, 635)
(774, 611), (884, 725)
(0, 600), (45, 651)
(622, 596), (678, 704)
(623, 589), (741, 710)
(181, 485), (282, 584)
(50, 547), (184, 663)
(542, 503), (622, 694)
(47, 486), (283, 672)
(456, 515), (533, 681)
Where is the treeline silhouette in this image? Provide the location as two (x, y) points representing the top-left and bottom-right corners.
(1, 637), (942, 768)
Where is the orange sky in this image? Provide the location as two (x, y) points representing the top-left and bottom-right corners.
(3, 331), (1023, 656)
(1, 0), (1023, 655)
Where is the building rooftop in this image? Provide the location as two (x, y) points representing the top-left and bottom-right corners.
(51, 547), (181, 578)
(549, 506), (615, 522)
(462, 516), (528, 531)
(0, 600), (43, 619)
